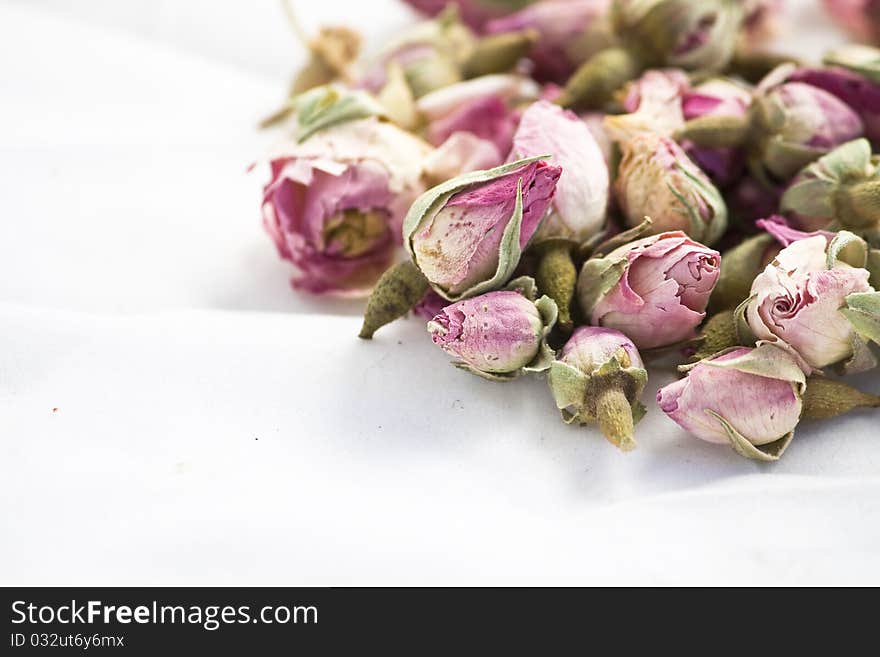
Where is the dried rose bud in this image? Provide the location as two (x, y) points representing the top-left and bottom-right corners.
(402, 0), (538, 32)
(739, 231), (880, 373)
(577, 231), (721, 349)
(262, 118), (431, 296)
(604, 69), (690, 142)
(821, 1), (880, 45)
(408, 157), (561, 301)
(781, 139), (880, 232)
(548, 327), (648, 451)
(359, 9), (475, 98)
(485, 0), (615, 83)
(423, 132), (505, 185)
(510, 100), (609, 327)
(614, 134), (728, 245)
(788, 66), (880, 144)
(680, 76), (753, 184)
(657, 344), (805, 461)
(428, 277), (557, 380)
(417, 74), (540, 154)
(750, 67), (865, 182)
(614, 0), (744, 71)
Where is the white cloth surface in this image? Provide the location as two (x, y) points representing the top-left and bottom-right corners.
(1, 0), (879, 585)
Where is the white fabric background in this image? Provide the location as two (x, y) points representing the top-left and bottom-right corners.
(2, 0), (879, 585)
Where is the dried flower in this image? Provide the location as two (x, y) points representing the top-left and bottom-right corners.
(428, 277), (557, 379)
(781, 138), (880, 232)
(657, 344), (805, 461)
(417, 74), (540, 153)
(407, 157), (561, 301)
(509, 100), (609, 326)
(548, 327), (648, 451)
(614, 134), (728, 245)
(485, 0), (615, 83)
(577, 231), (721, 349)
(750, 67), (865, 181)
(680, 76), (753, 184)
(263, 118), (431, 296)
(738, 231), (880, 373)
(359, 9), (475, 98)
(423, 132), (506, 185)
(788, 66), (880, 144)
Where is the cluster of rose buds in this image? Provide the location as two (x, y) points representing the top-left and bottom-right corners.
(259, 1), (880, 460)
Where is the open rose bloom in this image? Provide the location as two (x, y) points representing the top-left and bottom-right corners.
(739, 232), (880, 373)
(657, 344), (806, 461)
(262, 118), (432, 295)
(577, 231), (721, 349)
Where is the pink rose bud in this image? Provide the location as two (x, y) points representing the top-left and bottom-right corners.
(680, 76), (753, 184)
(485, 0), (614, 83)
(427, 277), (557, 379)
(822, 0), (880, 44)
(615, 0), (744, 71)
(407, 157), (561, 300)
(788, 67), (880, 144)
(605, 69), (690, 142)
(657, 344), (805, 461)
(262, 118), (431, 295)
(510, 100), (609, 243)
(614, 134), (728, 245)
(752, 69), (865, 181)
(577, 231), (721, 349)
(740, 232), (880, 373)
(417, 74), (540, 154)
(359, 10), (475, 98)
(548, 327), (648, 451)
(509, 100), (610, 327)
(402, 0), (536, 32)
(423, 132), (505, 185)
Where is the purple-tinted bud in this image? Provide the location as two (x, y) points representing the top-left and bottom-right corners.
(485, 0), (614, 83)
(427, 278), (557, 379)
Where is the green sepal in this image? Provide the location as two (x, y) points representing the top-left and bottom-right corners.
(294, 85), (387, 143)
(708, 233), (774, 314)
(841, 291), (880, 348)
(827, 230), (868, 270)
(404, 155), (550, 302)
(733, 294), (758, 347)
(575, 254), (627, 319)
(582, 217), (653, 260)
(679, 343), (807, 394)
(708, 410), (794, 462)
(824, 44), (880, 83)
